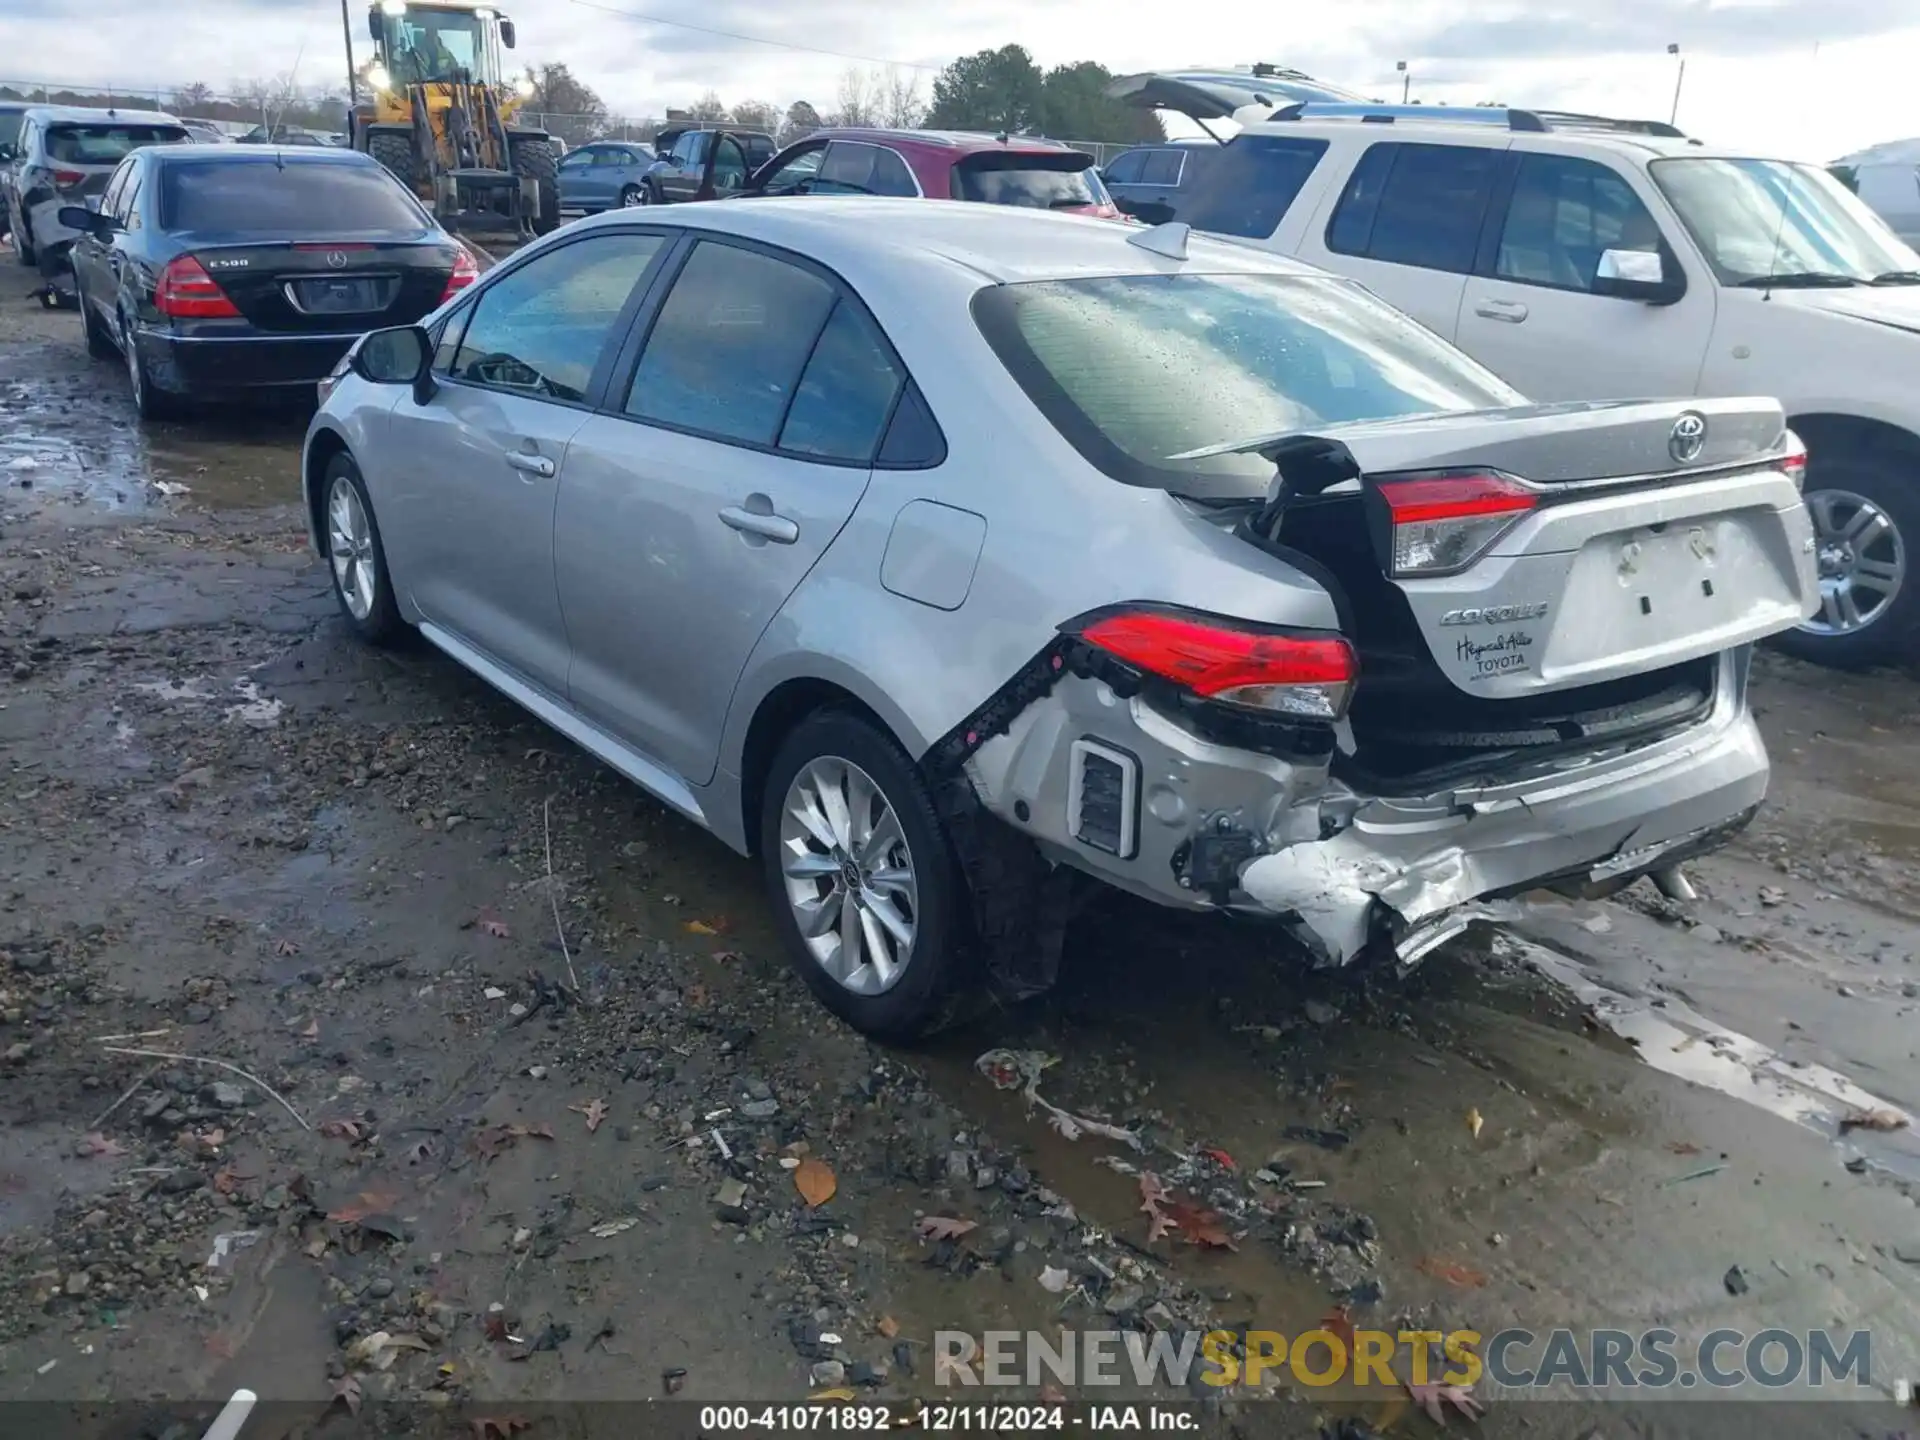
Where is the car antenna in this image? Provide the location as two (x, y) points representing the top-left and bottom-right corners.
(1760, 164), (1800, 302)
(1128, 221), (1190, 260)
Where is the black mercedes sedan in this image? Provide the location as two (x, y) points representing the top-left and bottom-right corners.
(64, 145), (477, 420)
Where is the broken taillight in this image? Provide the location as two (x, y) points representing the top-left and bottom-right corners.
(154, 255), (241, 319)
(1073, 606), (1357, 721)
(439, 245), (479, 303)
(1375, 471), (1537, 577)
(1780, 430), (1807, 492)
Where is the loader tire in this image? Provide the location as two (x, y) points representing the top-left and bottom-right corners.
(509, 136), (561, 235)
(368, 132), (417, 192)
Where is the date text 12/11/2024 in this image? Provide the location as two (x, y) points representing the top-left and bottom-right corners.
(696, 1406), (1194, 1431)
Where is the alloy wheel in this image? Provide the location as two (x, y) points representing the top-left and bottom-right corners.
(620, 185), (645, 207)
(327, 477), (377, 621)
(1802, 487), (1905, 635)
(777, 756), (918, 996)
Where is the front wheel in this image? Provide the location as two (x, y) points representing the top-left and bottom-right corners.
(1772, 450), (1917, 670)
(321, 453), (408, 646)
(619, 183), (646, 208)
(759, 712), (972, 1041)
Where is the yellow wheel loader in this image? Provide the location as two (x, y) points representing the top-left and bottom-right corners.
(350, 0), (560, 240)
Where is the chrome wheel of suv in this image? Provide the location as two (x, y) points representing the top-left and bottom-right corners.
(1802, 486), (1905, 636)
(777, 756), (919, 996)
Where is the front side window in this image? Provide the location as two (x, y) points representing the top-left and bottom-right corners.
(1181, 136), (1327, 240)
(1102, 150), (1146, 186)
(758, 145), (824, 194)
(1139, 149), (1185, 187)
(1327, 141), (1502, 273)
(1495, 154), (1666, 292)
(45, 123), (189, 165)
(626, 241), (837, 447)
(1651, 156), (1920, 285)
(816, 142), (917, 197)
(451, 232), (664, 402)
(973, 271), (1521, 498)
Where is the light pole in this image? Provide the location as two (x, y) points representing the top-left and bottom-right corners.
(1397, 59), (1409, 103)
(341, 0), (359, 106)
(1667, 43), (1685, 126)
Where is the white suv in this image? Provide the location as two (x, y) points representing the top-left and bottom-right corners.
(1114, 83), (1920, 668)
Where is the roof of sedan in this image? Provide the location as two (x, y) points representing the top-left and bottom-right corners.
(573, 196), (1333, 285)
(805, 127), (1087, 155)
(149, 143), (381, 163)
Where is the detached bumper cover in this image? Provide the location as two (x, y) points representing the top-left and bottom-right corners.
(1238, 664), (1768, 964)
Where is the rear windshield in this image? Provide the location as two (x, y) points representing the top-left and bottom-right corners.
(46, 123), (189, 164)
(955, 153), (1104, 209)
(160, 160), (426, 233)
(972, 272), (1520, 498)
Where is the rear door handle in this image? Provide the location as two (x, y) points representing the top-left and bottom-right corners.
(506, 451), (555, 478)
(1473, 299), (1529, 323)
(719, 505), (799, 544)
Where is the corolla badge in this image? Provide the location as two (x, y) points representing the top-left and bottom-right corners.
(1440, 603), (1549, 626)
(1669, 411), (1707, 464)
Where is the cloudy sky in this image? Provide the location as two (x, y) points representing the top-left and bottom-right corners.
(4, 0), (1918, 161)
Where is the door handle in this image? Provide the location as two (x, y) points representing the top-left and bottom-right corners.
(1473, 299), (1529, 323)
(719, 505), (799, 544)
(506, 451), (555, 478)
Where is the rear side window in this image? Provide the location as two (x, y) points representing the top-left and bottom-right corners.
(451, 232), (664, 403)
(954, 154), (1099, 209)
(1139, 150), (1185, 186)
(626, 241), (837, 447)
(1102, 150), (1146, 185)
(1181, 136), (1327, 239)
(46, 123), (189, 164)
(1327, 142), (1502, 273)
(816, 142), (917, 198)
(778, 301), (905, 462)
(160, 160), (426, 233)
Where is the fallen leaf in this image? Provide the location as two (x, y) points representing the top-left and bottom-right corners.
(1667, 1140), (1703, 1156)
(1406, 1381), (1486, 1424)
(1320, 1305), (1356, 1349)
(327, 1190), (400, 1225)
(405, 1138), (435, 1165)
(876, 1315), (899, 1339)
(328, 1375), (362, 1417)
(1417, 1255), (1488, 1288)
(684, 919), (719, 936)
(1038, 1383), (1067, 1404)
(1038, 1265), (1072, 1293)
(1200, 1146), (1237, 1170)
(79, 1132), (126, 1158)
(1757, 885), (1787, 907)
(808, 1388), (857, 1403)
(914, 1215), (977, 1241)
(469, 1416), (532, 1440)
(346, 1330), (432, 1370)
(712, 949), (745, 963)
(589, 1217), (639, 1238)
(318, 1118), (366, 1141)
(274, 938), (300, 957)
(794, 1156), (837, 1207)
(483, 1311), (511, 1342)
(1467, 1107), (1484, 1140)
(684, 983), (709, 1008)
(478, 912), (511, 939)
(211, 1166), (243, 1196)
(1839, 1108), (1909, 1135)
(570, 1098), (610, 1133)
(470, 1122), (555, 1161)
(1163, 1199), (1238, 1250)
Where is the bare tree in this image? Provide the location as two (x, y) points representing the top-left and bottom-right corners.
(781, 100), (822, 143)
(171, 82), (215, 115)
(688, 89), (729, 122)
(879, 67), (925, 129)
(729, 99), (779, 135)
(829, 67), (876, 127)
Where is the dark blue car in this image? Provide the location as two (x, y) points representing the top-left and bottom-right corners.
(65, 144), (474, 420)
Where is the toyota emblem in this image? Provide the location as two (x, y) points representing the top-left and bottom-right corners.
(1668, 411), (1707, 465)
(326, 250), (349, 270)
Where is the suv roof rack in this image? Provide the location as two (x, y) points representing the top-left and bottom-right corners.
(1267, 101), (1687, 138)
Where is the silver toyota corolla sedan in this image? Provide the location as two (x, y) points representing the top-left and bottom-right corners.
(302, 199), (1818, 1039)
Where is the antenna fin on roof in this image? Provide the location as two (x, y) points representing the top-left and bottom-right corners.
(1127, 221), (1190, 260)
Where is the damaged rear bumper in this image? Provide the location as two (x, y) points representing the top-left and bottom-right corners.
(964, 645), (1766, 969)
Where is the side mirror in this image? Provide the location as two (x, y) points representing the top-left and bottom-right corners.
(1594, 247), (1684, 305)
(499, 18), (516, 47)
(58, 205), (113, 237)
(352, 324), (434, 401)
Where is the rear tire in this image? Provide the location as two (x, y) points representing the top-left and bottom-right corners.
(122, 317), (184, 422)
(81, 284), (115, 360)
(320, 453), (407, 647)
(508, 136), (561, 235)
(1771, 448), (1918, 670)
(619, 183), (644, 208)
(759, 711), (973, 1042)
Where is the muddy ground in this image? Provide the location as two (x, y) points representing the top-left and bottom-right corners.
(3, 249), (1920, 1440)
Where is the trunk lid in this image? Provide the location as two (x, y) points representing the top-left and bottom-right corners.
(183, 239), (459, 334)
(1241, 397), (1818, 701)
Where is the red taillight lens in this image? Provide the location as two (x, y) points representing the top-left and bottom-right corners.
(1076, 607), (1358, 721)
(1375, 471), (1536, 577)
(51, 168), (86, 189)
(440, 245), (478, 302)
(154, 255), (241, 319)
(1780, 430), (1807, 492)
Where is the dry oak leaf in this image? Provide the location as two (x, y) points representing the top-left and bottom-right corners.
(1839, 1108), (1908, 1135)
(328, 1374), (363, 1417)
(476, 912), (511, 939)
(569, 1098), (610, 1133)
(1405, 1381), (1486, 1425)
(327, 1190), (400, 1225)
(470, 1122), (555, 1160)
(914, 1215), (978, 1241)
(273, 938), (300, 957)
(318, 1118), (366, 1141)
(1416, 1255), (1489, 1288)
(79, 1132), (126, 1158)
(1320, 1305), (1356, 1350)
(794, 1156), (837, 1207)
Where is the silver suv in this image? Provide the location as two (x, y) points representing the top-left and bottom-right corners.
(302, 200), (1817, 1038)
(5, 105), (189, 273)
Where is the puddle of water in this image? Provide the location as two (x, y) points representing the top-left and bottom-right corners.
(1501, 930), (1920, 1183)
(130, 674), (283, 728)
